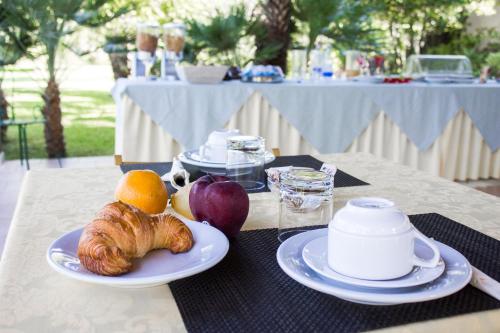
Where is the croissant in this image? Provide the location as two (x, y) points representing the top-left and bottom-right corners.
(78, 201), (194, 276)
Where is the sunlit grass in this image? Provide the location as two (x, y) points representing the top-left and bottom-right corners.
(1, 65), (115, 160)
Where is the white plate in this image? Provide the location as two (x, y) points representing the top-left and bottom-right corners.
(352, 76), (385, 84)
(277, 229), (472, 305)
(47, 219), (229, 288)
(179, 149), (275, 168)
(302, 236), (445, 288)
(424, 77), (475, 84)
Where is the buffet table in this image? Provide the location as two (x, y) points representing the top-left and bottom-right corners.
(112, 79), (500, 181)
(1, 153), (499, 331)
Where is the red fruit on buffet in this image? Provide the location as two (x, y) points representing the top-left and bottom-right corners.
(189, 175), (250, 238)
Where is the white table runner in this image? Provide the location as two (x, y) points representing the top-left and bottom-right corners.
(112, 79), (500, 153)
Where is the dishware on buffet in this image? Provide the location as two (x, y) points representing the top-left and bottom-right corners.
(162, 23), (186, 80)
(289, 49), (307, 81)
(352, 76), (385, 84)
(175, 64), (229, 84)
(321, 46), (334, 79)
(241, 65), (284, 83)
(163, 23), (185, 57)
(303, 236), (445, 288)
(404, 55), (474, 83)
(328, 197), (440, 280)
(309, 49), (324, 81)
(226, 135), (266, 191)
(47, 216), (229, 288)
(344, 50), (362, 78)
(276, 228), (472, 305)
(136, 23), (160, 79)
(198, 129), (241, 163)
(370, 55), (385, 75)
(278, 169), (334, 242)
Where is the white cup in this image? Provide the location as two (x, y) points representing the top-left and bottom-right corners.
(199, 129), (240, 163)
(328, 197), (440, 280)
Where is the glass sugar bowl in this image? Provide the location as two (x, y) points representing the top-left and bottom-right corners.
(278, 169), (334, 242)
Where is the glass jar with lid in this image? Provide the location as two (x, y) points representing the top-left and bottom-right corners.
(226, 135), (266, 192)
(278, 169), (334, 242)
(136, 22), (160, 78)
(163, 23), (186, 59)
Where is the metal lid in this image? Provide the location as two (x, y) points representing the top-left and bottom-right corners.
(227, 136), (264, 151)
(137, 22), (160, 29)
(163, 23), (186, 30)
(280, 169), (333, 193)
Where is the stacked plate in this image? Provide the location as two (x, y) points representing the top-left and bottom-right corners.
(412, 74), (476, 84)
(178, 149), (275, 176)
(351, 76), (385, 84)
(277, 228), (472, 305)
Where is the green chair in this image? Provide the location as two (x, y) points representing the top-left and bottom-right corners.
(0, 103), (45, 170)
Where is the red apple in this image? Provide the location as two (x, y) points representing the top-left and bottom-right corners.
(189, 175), (249, 237)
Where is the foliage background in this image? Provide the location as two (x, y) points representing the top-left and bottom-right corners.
(1, 0), (499, 160)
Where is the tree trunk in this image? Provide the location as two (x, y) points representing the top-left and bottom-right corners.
(42, 79), (66, 158)
(0, 87), (8, 142)
(108, 52), (130, 80)
(256, 0), (292, 73)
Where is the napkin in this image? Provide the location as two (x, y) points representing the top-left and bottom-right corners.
(471, 266), (500, 301)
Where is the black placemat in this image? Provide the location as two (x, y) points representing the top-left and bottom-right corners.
(169, 213), (500, 333)
(120, 155), (368, 194)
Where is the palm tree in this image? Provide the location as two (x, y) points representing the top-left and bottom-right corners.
(187, 4), (282, 68)
(4, 0), (134, 157)
(293, 0), (378, 58)
(187, 5), (249, 66)
(255, 0), (292, 72)
(0, 3), (33, 141)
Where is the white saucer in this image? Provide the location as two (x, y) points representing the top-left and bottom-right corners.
(277, 228), (472, 305)
(302, 236), (445, 289)
(179, 149), (275, 168)
(47, 218), (229, 288)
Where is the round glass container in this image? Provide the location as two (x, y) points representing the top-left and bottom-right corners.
(278, 169), (334, 242)
(136, 23), (160, 54)
(163, 23), (186, 56)
(136, 23), (160, 78)
(226, 136), (266, 192)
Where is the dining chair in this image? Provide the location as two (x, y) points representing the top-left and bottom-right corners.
(0, 103), (45, 170)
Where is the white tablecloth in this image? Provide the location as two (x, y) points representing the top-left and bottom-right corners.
(2, 153), (500, 332)
(115, 91), (500, 181)
(112, 79), (500, 152)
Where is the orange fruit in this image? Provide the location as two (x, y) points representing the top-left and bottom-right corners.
(115, 170), (168, 214)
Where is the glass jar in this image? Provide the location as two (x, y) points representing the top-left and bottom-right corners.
(289, 49), (307, 81)
(278, 169), (334, 242)
(136, 23), (160, 78)
(226, 136), (266, 192)
(344, 50), (361, 78)
(163, 23), (186, 57)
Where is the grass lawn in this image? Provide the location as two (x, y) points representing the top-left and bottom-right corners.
(1, 62), (115, 160)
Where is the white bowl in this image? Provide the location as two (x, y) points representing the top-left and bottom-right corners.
(176, 65), (229, 84)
